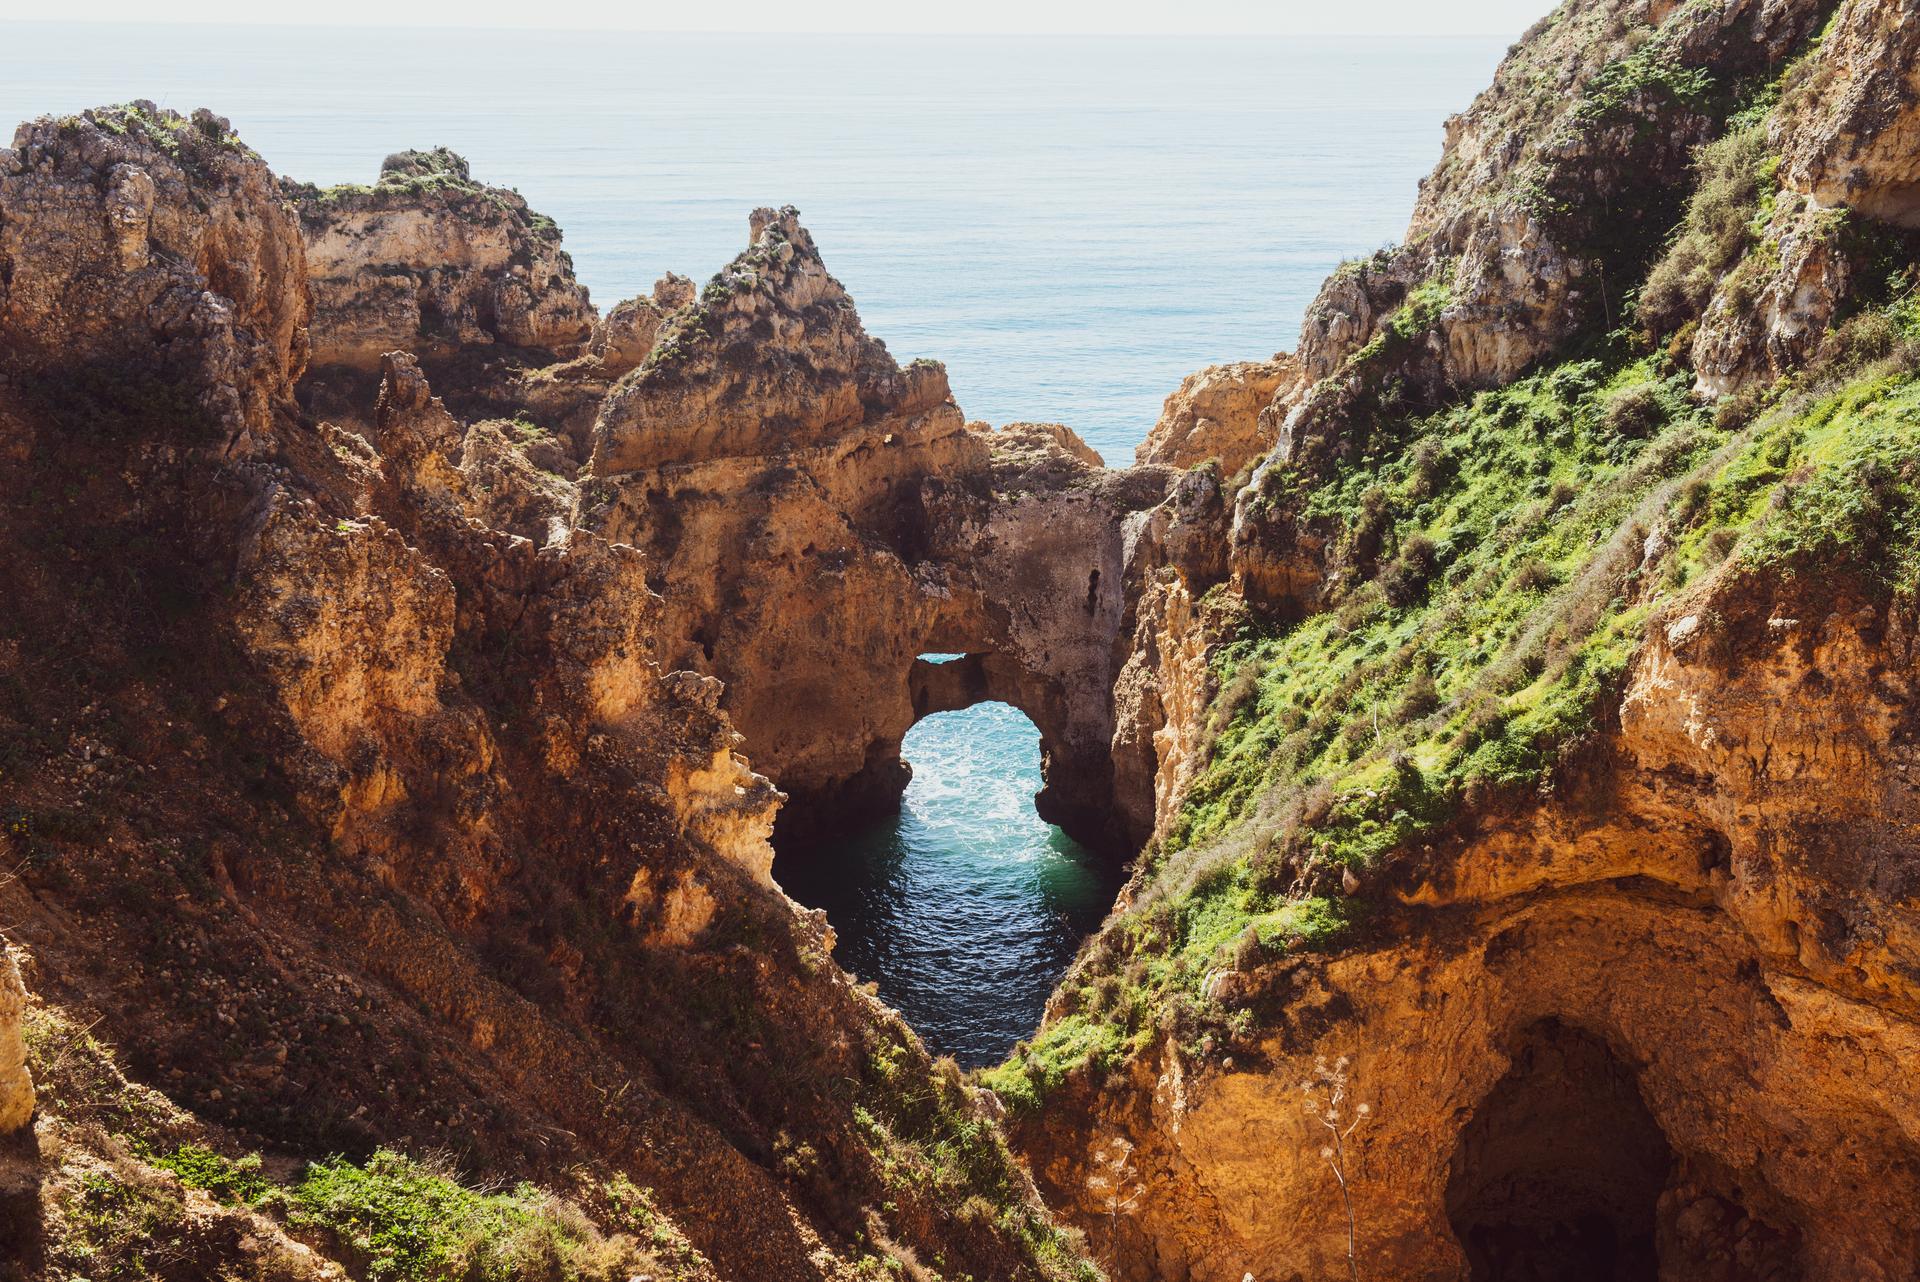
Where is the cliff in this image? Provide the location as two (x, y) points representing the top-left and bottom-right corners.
(987, 1), (1920, 1278)
(0, 104), (1093, 1282)
(287, 146), (594, 371)
(5, 0), (1920, 1275)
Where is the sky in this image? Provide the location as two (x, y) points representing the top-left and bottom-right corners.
(0, 0), (1555, 36)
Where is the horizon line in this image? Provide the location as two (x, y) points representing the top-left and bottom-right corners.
(0, 18), (1526, 38)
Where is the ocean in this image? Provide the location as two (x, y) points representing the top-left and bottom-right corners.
(0, 22), (1510, 1064)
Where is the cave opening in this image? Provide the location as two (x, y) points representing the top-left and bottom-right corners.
(1445, 1019), (1675, 1282)
(771, 693), (1124, 1066)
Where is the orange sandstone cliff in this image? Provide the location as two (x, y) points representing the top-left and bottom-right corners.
(4, 0), (1920, 1276)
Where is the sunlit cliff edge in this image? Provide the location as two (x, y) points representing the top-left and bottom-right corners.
(1, 0), (1919, 1277)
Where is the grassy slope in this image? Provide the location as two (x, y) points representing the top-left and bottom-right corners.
(985, 66), (1920, 1107)
(16, 999), (717, 1282)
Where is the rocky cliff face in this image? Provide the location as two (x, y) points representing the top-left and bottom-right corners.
(289, 146), (593, 371)
(578, 207), (1182, 849)
(1014, 570), (1920, 1280)
(7, 0), (1920, 1275)
(992, 1), (1920, 1278)
(0, 105), (1093, 1282)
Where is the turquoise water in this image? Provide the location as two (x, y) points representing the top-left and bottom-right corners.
(0, 24), (1512, 1061)
(775, 704), (1125, 1066)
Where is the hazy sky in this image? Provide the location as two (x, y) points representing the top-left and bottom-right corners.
(7, 0), (1556, 36)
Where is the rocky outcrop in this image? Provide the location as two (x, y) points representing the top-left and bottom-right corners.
(591, 207), (955, 473)
(1689, 195), (1857, 393)
(585, 271), (694, 377)
(288, 147), (593, 370)
(1003, 2), (1920, 1279)
(1016, 569), (1920, 1281)
(0, 103), (310, 452)
(1777, 0), (1920, 226)
(1107, 465), (1238, 845)
(1259, 0), (1829, 468)
(0, 108), (1093, 1281)
(1682, 3), (1920, 394)
(582, 209), (1180, 848)
(923, 423), (1176, 844)
(1135, 358), (1292, 474)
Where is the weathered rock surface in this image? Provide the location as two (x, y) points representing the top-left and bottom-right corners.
(1135, 358), (1292, 474)
(0, 103), (310, 451)
(1016, 570), (1920, 1281)
(1778, 0), (1920, 226)
(592, 207), (954, 473)
(1689, 195), (1858, 394)
(583, 209), (1181, 849)
(1005, 2), (1920, 1279)
(12, 0), (1920, 1270)
(289, 147), (593, 370)
(0, 109), (1091, 1281)
(1683, 4), (1920, 394)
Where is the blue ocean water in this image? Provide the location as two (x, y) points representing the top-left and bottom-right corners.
(0, 23), (1509, 1062)
(774, 704), (1123, 1065)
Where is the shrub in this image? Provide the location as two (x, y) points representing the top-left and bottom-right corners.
(1507, 558), (1559, 593)
(289, 1150), (653, 1282)
(1393, 671), (1441, 723)
(1379, 535), (1439, 606)
(1640, 122), (1774, 337)
(148, 1144), (271, 1205)
(1602, 381), (1668, 439)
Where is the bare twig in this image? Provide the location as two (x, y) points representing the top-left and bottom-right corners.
(1301, 1054), (1374, 1282)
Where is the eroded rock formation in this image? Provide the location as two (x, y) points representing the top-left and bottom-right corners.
(7, 0), (1920, 1274)
(289, 146), (593, 370)
(578, 208), (1182, 848)
(993, 2), (1920, 1279)
(1136, 358), (1292, 475)
(0, 945), (30, 1135)
(1017, 571), (1920, 1280)
(0, 104), (1091, 1281)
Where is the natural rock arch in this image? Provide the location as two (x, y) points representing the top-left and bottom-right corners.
(570, 210), (1183, 854)
(905, 652), (1092, 836)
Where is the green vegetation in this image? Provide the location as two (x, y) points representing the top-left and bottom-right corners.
(22, 1002), (702, 1282)
(989, 280), (1920, 1112)
(77, 102), (251, 158)
(48, 1170), (199, 1281)
(1187, 350), (1701, 855)
(1639, 119), (1778, 337)
(507, 410), (553, 442)
(855, 1021), (1100, 1281)
(146, 1142), (273, 1205)
(286, 1149), (664, 1282)
(1572, 43), (1717, 129)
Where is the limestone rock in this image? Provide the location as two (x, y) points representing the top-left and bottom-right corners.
(289, 147), (593, 370)
(0, 103), (310, 451)
(1244, 0), (1829, 476)
(1690, 195), (1857, 395)
(1017, 573), (1920, 1281)
(233, 498), (456, 769)
(591, 206), (953, 474)
(1135, 358), (1292, 474)
(1777, 0), (1920, 227)
(586, 273), (697, 377)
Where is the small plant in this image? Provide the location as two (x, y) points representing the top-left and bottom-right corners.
(1084, 1135), (1145, 1272)
(1301, 1055), (1374, 1282)
(1602, 381), (1667, 440)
